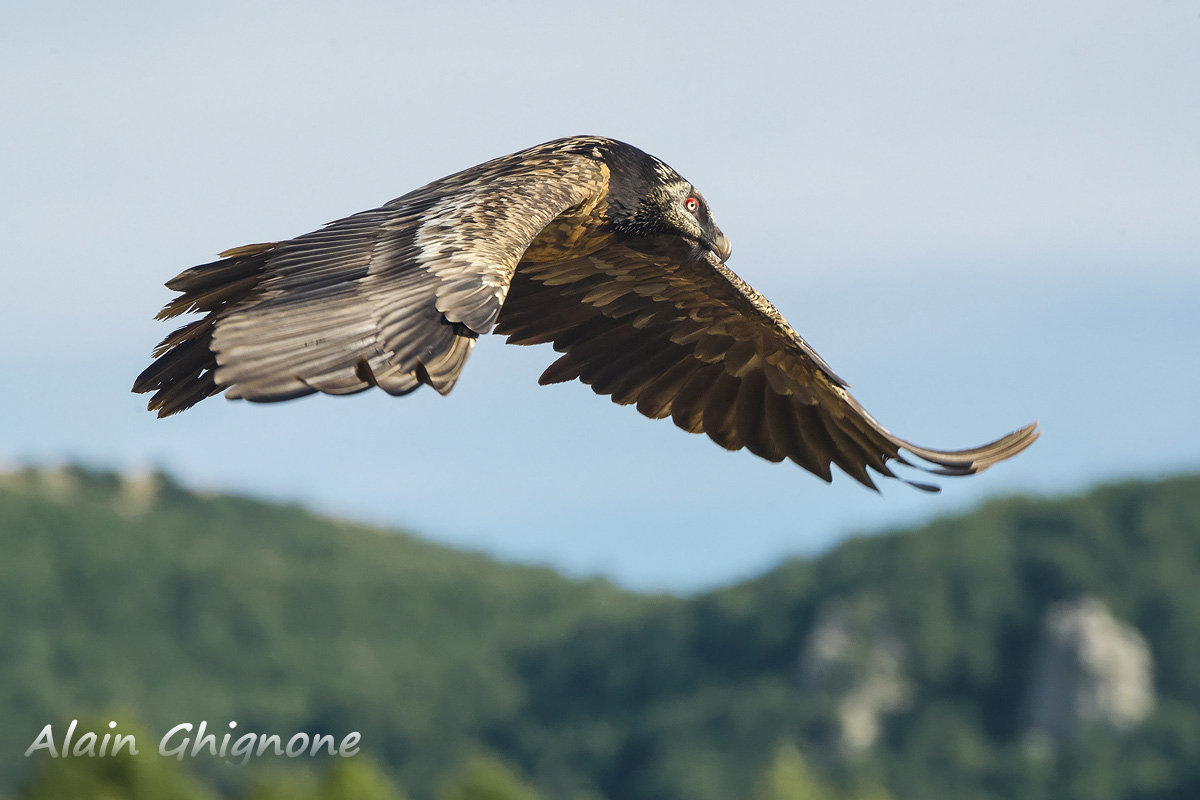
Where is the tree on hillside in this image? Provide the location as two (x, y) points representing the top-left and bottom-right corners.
(749, 743), (895, 800)
(242, 758), (407, 800)
(750, 744), (831, 800)
(320, 757), (407, 800)
(438, 756), (541, 800)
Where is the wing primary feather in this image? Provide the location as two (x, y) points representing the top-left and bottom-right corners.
(607, 347), (695, 406)
(635, 359), (706, 420)
(735, 371), (785, 462)
(669, 363), (723, 434)
(565, 322), (653, 370)
(702, 371), (743, 451)
(585, 332), (681, 396)
(539, 354), (584, 386)
(813, 407), (879, 490)
(789, 401), (840, 482)
(763, 390), (828, 480)
(152, 318), (213, 358)
(897, 422), (1041, 475)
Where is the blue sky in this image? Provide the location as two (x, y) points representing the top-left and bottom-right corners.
(2, 1), (1198, 592)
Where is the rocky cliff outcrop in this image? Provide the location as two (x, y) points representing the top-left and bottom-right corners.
(1026, 596), (1154, 739)
(799, 596), (911, 754)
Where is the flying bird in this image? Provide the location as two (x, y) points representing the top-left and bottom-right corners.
(133, 135), (1037, 491)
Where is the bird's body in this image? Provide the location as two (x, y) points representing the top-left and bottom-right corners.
(134, 135), (1037, 491)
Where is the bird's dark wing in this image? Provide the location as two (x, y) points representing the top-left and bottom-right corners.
(495, 242), (1039, 491)
(134, 147), (608, 416)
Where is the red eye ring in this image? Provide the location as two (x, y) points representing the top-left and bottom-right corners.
(684, 197), (699, 213)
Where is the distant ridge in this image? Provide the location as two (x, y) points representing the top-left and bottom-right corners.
(3, 465), (1199, 800)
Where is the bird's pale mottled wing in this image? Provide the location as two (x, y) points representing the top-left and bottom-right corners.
(495, 243), (1039, 490)
(134, 147), (608, 416)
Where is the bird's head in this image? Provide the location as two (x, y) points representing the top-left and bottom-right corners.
(602, 143), (732, 263)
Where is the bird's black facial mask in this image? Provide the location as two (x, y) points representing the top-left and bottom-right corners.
(678, 188), (732, 262)
(600, 146), (732, 260)
(614, 179), (732, 263)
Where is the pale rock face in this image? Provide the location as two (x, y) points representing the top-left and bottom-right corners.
(799, 597), (911, 754)
(0, 465), (163, 516)
(1026, 596), (1154, 739)
(116, 471), (164, 516)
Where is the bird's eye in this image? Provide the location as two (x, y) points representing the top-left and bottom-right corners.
(684, 197), (699, 213)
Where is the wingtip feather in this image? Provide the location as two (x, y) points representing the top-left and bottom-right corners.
(897, 420), (1040, 477)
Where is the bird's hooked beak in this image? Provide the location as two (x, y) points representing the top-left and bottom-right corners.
(705, 229), (732, 263)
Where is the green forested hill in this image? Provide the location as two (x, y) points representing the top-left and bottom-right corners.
(519, 474), (1200, 800)
(0, 466), (658, 798)
(3, 466), (1199, 800)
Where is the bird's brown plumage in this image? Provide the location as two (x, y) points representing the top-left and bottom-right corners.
(134, 135), (1038, 491)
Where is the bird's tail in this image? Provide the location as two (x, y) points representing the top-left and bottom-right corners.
(132, 243), (277, 417)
